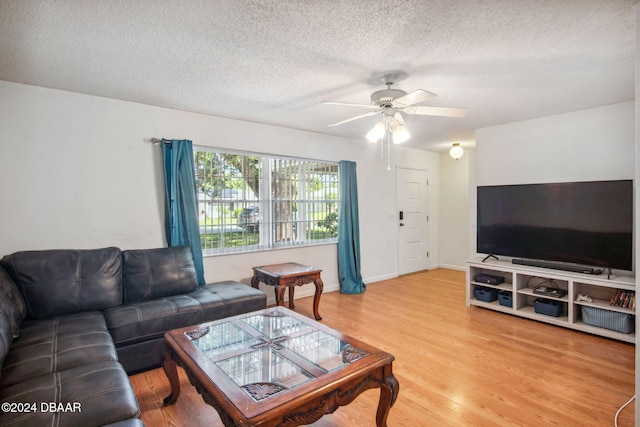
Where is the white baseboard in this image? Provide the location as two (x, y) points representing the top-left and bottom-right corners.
(265, 281), (340, 306)
(264, 273), (398, 306)
(363, 273), (398, 284)
(268, 267), (463, 305)
(437, 263), (466, 271)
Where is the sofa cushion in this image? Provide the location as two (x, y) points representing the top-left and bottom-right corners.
(0, 311), (117, 388)
(0, 247), (123, 319)
(105, 281), (267, 347)
(0, 266), (26, 338)
(121, 246), (198, 303)
(0, 361), (140, 427)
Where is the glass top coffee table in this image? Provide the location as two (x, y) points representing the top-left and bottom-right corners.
(162, 307), (399, 426)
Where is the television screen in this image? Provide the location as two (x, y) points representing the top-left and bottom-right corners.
(477, 180), (633, 271)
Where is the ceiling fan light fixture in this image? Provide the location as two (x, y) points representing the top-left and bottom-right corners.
(392, 125), (410, 144)
(366, 121), (386, 142)
(450, 143), (464, 160)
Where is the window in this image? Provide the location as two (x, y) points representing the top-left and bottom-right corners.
(194, 147), (339, 255)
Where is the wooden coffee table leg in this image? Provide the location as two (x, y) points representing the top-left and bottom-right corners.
(376, 371), (399, 427)
(312, 276), (324, 320)
(276, 285), (287, 307)
(162, 349), (181, 406)
(288, 286), (295, 309)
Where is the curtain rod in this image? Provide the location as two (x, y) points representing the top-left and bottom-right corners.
(148, 139), (336, 164)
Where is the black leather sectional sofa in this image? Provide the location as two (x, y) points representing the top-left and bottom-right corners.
(0, 245), (267, 426)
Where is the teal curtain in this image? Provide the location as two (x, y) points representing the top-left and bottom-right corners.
(161, 139), (205, 285)
(337, 160), (365, 294)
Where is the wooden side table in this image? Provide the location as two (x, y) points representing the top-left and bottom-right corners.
(251, 262), (323, 320)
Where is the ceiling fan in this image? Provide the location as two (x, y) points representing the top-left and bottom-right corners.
(323, 72), (467, 144)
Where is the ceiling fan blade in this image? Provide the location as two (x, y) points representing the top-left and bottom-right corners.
(393, 89), (436, 107)
(322, 101), (378, 109)
(328, 111), (379, 127)
(402, 105), (468, 118)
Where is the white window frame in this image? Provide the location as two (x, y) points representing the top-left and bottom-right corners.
(194, 146), (339, 256)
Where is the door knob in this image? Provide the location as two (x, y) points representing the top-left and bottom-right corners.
(400, 223), (404, 226)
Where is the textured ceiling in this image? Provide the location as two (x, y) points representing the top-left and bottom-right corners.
(0, 0), (635, 152)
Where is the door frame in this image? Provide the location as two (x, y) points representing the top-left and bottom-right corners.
(396, 166), (431, 275)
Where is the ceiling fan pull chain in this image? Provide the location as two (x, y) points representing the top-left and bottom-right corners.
(387, 131), (391, 171)
(380, 127), (384, 159)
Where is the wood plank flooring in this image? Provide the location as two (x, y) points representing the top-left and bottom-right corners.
(130, 269), (635, 426)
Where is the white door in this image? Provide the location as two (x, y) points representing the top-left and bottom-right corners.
(397, 167), (430, 275)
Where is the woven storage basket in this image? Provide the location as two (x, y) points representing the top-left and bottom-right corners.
(582, 306), (634, 334)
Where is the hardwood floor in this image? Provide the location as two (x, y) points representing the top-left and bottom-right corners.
(130, 269), (635, 426)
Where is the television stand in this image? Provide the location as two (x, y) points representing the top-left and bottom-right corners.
(466, 257), (635, 343)
(512, 258), (603, 275)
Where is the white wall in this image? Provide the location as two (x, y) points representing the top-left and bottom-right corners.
(476, 102), (635, 186)
(0, 81), (440, 302)
(438, 148), (474, 270)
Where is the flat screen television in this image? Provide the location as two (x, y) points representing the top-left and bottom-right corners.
(477, 180), (633, 272)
